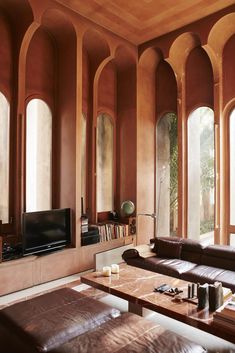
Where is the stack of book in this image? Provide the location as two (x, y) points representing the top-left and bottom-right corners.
(213, 301), (235, 332)
(97, 222), (129, 242)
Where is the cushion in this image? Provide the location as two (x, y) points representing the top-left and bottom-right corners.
(51, 313), (206, 353)
(0, 288), (120, 352)
(157, 238), (182, 259)
(204, 244), (235, 260)
(122, 248), (139, 260)
(181, 265), (225, 285)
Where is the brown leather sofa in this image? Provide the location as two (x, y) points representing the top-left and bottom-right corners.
(0, 287), (206, 353)
(122, 237), (235, 293)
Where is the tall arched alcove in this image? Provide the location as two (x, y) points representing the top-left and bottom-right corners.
(137, 48), (162, 244)
(82, 30), (110, 219)
(155, 61), (178, 238)
(223, 34), (235, 107)
(96, 45), (136, 217)
(185, 46), (214, 113)
(25, 9), (77, 242)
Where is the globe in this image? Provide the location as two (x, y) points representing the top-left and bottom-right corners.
(121, 200), (135, 216)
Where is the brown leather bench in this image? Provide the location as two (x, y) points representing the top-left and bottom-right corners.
(0, 287), (206, 353)
(0, 287), (120, 353)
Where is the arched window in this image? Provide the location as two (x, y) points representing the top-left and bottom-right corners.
(26, 99), (52, 212)
(187, 107), (214, 243)
(81, 113), (87, 212)
(0, 92), (10, 223)
(96, 113), (114, 212)
(156, 112), (178, 236)
(229, 108), (235, 245)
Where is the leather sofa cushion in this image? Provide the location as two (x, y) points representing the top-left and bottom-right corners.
(122, 248), (140, 260)
(201, 254), (235, 271)
(0, 288), (120, 352)
(156, 238), (182, 258)
(181, 265), (225, 284)
(51, 313), (206, 353)
(181, 250), (202, 265)
(204, 244), (235, 260)
(127, 256), (197, 278)
(215, 270), (235, 293)
(181, 238), (205, 253)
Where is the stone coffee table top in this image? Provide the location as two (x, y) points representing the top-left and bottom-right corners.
(81, 263), (235, 344)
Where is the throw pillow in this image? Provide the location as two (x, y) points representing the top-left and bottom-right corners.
(157, 238), (182, 259)
(122, 248), (139, 260)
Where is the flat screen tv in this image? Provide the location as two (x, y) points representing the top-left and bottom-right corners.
(22, 208), (71, 256)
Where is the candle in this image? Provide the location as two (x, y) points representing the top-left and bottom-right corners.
(111, 264), (119, 274)
(102, 266), (111, 277)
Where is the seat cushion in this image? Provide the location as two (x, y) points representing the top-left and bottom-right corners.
(51, 313), (206, 353)
(148, 258), (197, 278)
(181, 265), (225, 284)
(0, 288), (120, 352)
(214, 270), (235, 293)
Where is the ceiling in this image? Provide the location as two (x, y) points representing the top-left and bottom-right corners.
(56, 0), (234, 45)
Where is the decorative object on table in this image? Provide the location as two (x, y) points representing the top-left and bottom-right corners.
(198, 283), (209, 309)
(209, 281), (223, 311)
(111, 264), (119, 274)
(102, 266), (111, 277)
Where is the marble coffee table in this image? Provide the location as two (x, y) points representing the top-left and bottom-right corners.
(81, 263), (235, 344)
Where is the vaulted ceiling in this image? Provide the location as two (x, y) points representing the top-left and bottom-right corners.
(55, 0), (234, 44)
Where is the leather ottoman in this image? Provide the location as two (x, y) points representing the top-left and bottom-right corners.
(50, 313), (206, 353)
(0, 287), (120, 353)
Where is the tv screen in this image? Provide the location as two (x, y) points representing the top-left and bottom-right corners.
(22, 208), (71, 256)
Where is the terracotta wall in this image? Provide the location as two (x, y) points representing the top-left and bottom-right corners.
(0, 0), (234, 295)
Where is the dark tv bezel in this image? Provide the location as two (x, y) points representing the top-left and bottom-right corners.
(22, 208), (71, 256)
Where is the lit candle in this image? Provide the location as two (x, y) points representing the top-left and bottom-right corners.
(111, 264), (119, 274)
(102, 266), (111, 277)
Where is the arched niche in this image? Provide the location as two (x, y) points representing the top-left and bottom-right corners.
(156, 60), (177, 118)
(185, 46), (214, 114)
(25, 9), (77, 224)
(169, 32), (201, 78)
(223, 34), (235, 107)
(96, 45), (137, 213)
(208, 13), (235, 58)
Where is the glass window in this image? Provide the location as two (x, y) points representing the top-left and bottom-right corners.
(96, 113), (114, 212)
(188, 107), (214, 243)
(26, 99), (52, 212)
(156, 112), (178, 236)
(230, 108), (235, 225)
(0, 92), (10, 223)
(81, 113), (87, 213)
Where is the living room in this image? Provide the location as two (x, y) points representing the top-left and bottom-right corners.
(0, 0), (234, 352)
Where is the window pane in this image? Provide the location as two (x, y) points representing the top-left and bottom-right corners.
(188, 107), (214, 244)
(81, 113), (86, 212)
(230, 109), (235, 225)
(0, 93), (10, 223)
(156, 112), (178, 236)
(26, 99), (52, 212)
(96, 113), (114, 212)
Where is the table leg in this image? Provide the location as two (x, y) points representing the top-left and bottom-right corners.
(128, 302), (143, 316)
